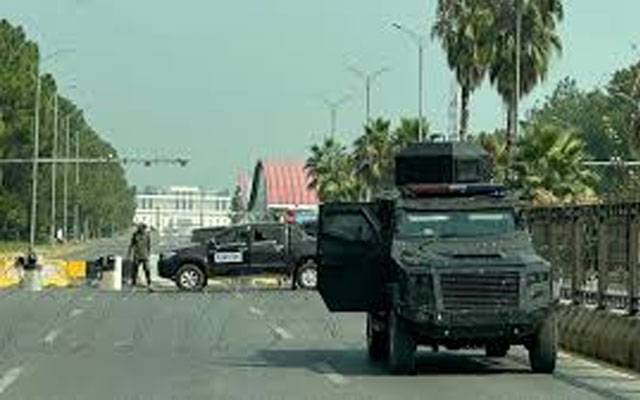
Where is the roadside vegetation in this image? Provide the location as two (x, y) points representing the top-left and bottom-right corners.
(0, 19), (135, 243)
(305, 0), (640, 205)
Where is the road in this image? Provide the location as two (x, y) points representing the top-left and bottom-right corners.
(1, 238), (640, 399)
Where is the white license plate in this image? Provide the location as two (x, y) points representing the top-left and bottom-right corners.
(214, 252), (243, 263)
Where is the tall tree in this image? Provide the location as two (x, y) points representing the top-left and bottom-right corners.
(432, 0), (494, 139)
(512, 122), (597, 201)
(392, 117), (429, 151)
(0, 19), (136, 241)
(489, 0), (563, 156)
(229, 185), (247, 224)
(475, 129), (508, 183)
(305, 137), (360, 202)
(352, 118), (394, 199)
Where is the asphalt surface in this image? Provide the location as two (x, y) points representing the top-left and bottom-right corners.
(2, 237), (640, 399)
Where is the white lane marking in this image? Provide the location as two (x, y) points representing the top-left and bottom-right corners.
(315, 362), (349, 386)
(113, 340), (133, 348)
(0, 367), (23, 395)
(270, 325), (293, 340)
(249, 306), (264, 317)
(42, 329), (61, 345)
(69, 308), (84, 318)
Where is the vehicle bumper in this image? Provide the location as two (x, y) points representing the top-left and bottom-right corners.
(400, 307), (551, 342)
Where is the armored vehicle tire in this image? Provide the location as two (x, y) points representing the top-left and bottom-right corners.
(528, 314), (557, 374)
(486, 342), (510, 358)
(176, 264), (207, 292)
(389, 312), (416, 375)
(366, 313), (389, 362)
(295, 260), (318, 290)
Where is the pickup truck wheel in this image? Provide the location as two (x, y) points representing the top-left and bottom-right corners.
(388, 311), (416, 375)
(528, 314), (557, 374)
(295, 260), (317, 290)
(486, 342), (510, 358)
(367, 313), (388, 362)
(176, 264), (206, 292)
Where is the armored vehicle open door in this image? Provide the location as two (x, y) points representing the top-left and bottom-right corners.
(317, 202), (392, 312)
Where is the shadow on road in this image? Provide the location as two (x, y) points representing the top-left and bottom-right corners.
(216, 348), (531, 377)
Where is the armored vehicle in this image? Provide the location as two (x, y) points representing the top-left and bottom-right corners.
(316, 142), (556, 375)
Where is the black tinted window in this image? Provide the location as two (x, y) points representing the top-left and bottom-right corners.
(214, 229), (236, 244)
(323, 213), (374, 243)
(253, 225), (284, 243)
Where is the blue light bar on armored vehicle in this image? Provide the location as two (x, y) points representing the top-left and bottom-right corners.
(401, 183), (506, 198)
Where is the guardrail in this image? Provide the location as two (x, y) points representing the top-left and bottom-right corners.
(525, 202), (640, 315)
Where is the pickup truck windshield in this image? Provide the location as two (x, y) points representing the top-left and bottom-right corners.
(396, 209), (516, 238)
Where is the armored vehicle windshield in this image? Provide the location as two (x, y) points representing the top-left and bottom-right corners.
(395, 208), (516, 239)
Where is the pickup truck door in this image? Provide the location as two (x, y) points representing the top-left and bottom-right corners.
(249, 225), (288, 272)
(207, 226), (251, 276)
(317, 202), (391, 312)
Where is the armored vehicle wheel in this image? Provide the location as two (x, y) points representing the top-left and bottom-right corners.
(388, 312), (416, 375)
(366, 313), (388, 362)
(176, 264), (206, 292)
(485, 342), (510, 358)
(529, 314), (557, 373)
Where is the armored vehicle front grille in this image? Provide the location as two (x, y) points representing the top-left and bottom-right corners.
(439, 272), (519, 311)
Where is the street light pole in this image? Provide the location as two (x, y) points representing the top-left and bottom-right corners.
(63, 115), (70, 240)
(392, 22), (426, 142)
(74, 124), (80, 240)
(29, 75), (41, 250)
(322, 94), (351, 137)
(347, 66), (389, 125)
(418, 43), (424, 142)
(27, 48), (74, 251)
(50, 93), (58, 242)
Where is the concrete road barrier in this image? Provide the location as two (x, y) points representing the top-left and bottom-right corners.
(0, 253), (91, 290)
(0, 254), (21, 288)
(559, 304), (640, 372)
(99, 256), (122, 291)
(65, 260), (87, 280)
(41, 260), (70, 288)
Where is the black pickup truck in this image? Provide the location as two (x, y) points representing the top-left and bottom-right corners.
(158, 222), (317, 291)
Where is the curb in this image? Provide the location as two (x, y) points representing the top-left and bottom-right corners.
(559, 304), (640, 372)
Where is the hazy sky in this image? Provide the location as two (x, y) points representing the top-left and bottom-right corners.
(2, 0), (639, 190)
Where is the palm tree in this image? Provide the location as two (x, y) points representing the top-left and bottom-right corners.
(392, 117), (429, 151)
(352, 118), (394, 199)
(475, 130), (508, 183)
(512, 122), (597, 201)
(432, 0), (494, 140)
(305, 137), (360, 202)
(489, 0), (563, 156)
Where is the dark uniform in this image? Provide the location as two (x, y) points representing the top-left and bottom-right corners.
(128, 225), (152, 287)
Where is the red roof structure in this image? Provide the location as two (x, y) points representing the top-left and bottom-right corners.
(261, 160), (318, 205)
(247, 160), (318, 218)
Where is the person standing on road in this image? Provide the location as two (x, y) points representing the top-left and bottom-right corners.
(127, 223), (152, 289)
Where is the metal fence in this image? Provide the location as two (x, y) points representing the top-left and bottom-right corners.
(525, 202), (640, 315)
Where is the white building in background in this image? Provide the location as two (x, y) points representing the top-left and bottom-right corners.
(133, 186), (231, 236)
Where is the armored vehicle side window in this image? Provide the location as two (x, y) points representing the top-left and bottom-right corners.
(323, 213), (375, 243)
(397, 210), (515, 238)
